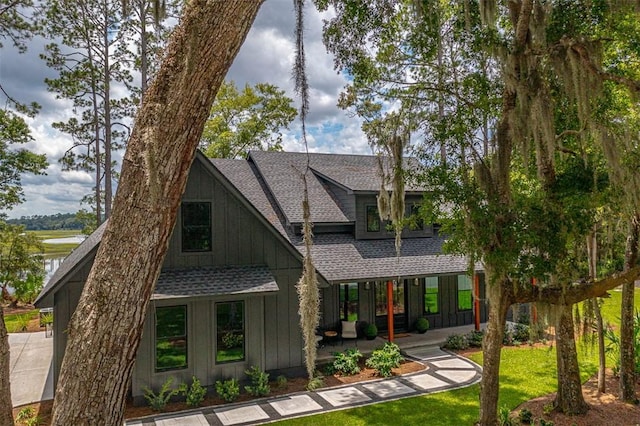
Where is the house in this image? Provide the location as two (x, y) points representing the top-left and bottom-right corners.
(34, 150), (486, 400)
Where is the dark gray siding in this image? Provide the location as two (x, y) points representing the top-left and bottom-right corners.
(322, 181), (355, 221)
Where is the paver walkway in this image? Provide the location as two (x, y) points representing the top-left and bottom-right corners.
(126, 347), (481, 426)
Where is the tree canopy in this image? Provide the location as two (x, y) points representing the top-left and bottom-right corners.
(200, 80), (297, 159)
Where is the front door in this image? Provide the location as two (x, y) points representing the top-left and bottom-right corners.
(374, 281), (407, 332)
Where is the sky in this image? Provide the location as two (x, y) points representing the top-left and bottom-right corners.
(0, 0), (369, 219)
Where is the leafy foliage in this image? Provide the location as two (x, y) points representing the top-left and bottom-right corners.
(142, 377), (185, 411)
(604, 311), (640, 375)
(365, 342), (403, 378)
(331, 348), (362, 376)
(184, 376), (206, 407)
(215, 378), (240, 403)
(0, 222), (44, 302)
(201, 81), (296, 159)
(244, 365), (270, 397)
(0, 109), (47, 210)
(443, 333), (469, 351)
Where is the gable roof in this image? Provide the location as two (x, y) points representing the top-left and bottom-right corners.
(36, 150), (480, 308)
(214, 151), (480, 283)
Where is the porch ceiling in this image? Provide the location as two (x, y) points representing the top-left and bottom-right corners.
(153, 265), (278, 300)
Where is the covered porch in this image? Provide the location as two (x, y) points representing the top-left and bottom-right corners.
(317, 322), (486, 362)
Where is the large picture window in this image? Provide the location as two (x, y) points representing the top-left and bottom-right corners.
(182, 202), (212, 252)
(457, 275), (473, 311)
(424, 277), (439, 314)
(366, 206), (381, 232)
(216, 301), (245, 363)
(155, 305), (187, 372)
(339, 283), (359, 321)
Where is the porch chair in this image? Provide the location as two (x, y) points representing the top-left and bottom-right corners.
(341, 320), (358, 347)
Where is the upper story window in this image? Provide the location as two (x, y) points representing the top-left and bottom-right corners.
(182, 202), (212, 252)
(407, 204), (424, 231)
(366, 206), (381, 232)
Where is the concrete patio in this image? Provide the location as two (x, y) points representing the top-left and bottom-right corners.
(8, 331), (54, 407)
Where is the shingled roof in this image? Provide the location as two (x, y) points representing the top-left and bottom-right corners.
(214, 151), (479, 283)
(154, 265), (278, 299)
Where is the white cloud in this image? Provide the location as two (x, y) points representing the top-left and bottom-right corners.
(2, 0), (366, 218)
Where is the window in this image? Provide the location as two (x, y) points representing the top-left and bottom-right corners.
(182, 202), (212, 252)
(339, 283), (359, 321)
(155, 305), (187, 372)
(407, 204), (424, 230)
(216, 301), (245, 363)
(457, 275), (473, 311)
(366, 206), (381, 232)
(424, 277), (439, 314)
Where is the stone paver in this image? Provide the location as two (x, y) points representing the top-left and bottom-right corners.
(269, 394), (323, 416)
(362, 380), (415, 398)
(435, 369), (477, 383)
(156, 413), (210, 426)
(317, 387), (371, 407)
(431, 357), (474, 369)
(215, 404), (270, 425)
(404, 373), (449, 390)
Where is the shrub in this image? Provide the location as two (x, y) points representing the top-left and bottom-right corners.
(364, 323), (378, 339)
(215, 378), (240, 402)
(245, 365), (270, 396)
(443, 333), (469, 350)
(143, 377), (186, 411)
(414, 317), (429, 333)
(518, 408), (533, 424)
(276, 374), (288, 388)
(332, 348), (362, 376)
(306, 376), (324, 391)
(467, 330), (484, 347)
(16, 407), (41, 426)
(604, 312), (640, 375)
(498, 405), (514, 426)
(185, 376), (207, 407)
(512, 323), (530, 342)
(365, 342), (403, 377)
(539, 420), (554, 426)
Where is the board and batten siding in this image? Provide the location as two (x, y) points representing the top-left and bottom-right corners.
(129, 157), (304, 396)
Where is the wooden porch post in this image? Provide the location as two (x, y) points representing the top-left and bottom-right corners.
(474, 274), (481, 331)
(387, 280), (394, 342)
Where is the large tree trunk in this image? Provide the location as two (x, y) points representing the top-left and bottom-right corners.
(0, 307), (14, 426)
(478, 275), (512, 426)
(620, 212), (639, 402)
(554, 304), (589, 415)
(51, 2), (264, 425)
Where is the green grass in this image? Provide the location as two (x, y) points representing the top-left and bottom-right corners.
(3, 309), (38, 333)
(30, 229), (83, 256)
(275, 289), (640, 425)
